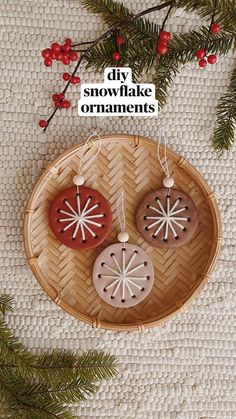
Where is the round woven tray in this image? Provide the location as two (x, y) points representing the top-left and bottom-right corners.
(24, 134), (221, 331)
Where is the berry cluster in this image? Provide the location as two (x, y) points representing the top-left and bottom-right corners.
(195, 23), (220, 68)
(112, 35), (125, 62)
(157, 31), (172, 56)
(42, 38), (78, 67)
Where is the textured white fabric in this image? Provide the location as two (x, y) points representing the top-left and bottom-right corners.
(1, 1), (236, 418)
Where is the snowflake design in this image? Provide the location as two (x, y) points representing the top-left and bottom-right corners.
(58, 194), (105, 240)
(145, 196), (189, 241)
(100, 249), (149, 302)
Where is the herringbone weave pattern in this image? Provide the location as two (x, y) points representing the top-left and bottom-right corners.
(25, 135), (221, 330)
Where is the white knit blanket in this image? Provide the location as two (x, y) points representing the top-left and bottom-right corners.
(1, 1), (235, 418)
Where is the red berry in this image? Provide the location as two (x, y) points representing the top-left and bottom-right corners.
(112, 51), (120, 62)
(61, 53), (70, 65)
(159, 31), (171, 43)
(55, 51), (63, 61)
(54, 100), (61, 108)
(199, 58), (207, 68)
(62, 43), (71, 52)
(207, 54), (217, 64)
(62, 72), (70, 81)
(65, 38), (72, 45)
(42, 48), (51, 58)
(71, 75), (81, 84)
(195, 48), (206, 59)
(61, 100), (71, 108)
(44, 57), (53, 66)
(69, 51), (78, 61)
(116, 35), (125, 46)
(50, 50), (57, 60)
(210, 23), (220, 33)
(39, 119), (47, 128)
(58, 93), (65, 100)
(51, 43), (61, 52)
(157, 43), (168, 55)
(52, 93), (59, 101)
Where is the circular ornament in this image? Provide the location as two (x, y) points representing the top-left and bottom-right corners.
(49, 185), (112, 250)
(135, 188), (198, 248)
(93, 242), (154, 308)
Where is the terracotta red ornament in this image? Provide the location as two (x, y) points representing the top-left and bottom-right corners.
(93, 192), (154, 308)
(135, 141), (198, 248)
(49, 132), (112, 250)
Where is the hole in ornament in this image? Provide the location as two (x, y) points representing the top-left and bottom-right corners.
(98, 274), (101, 278)
(178, 197), (182, 201)
(103, 288), (107, 292)
(145, 226), (149, 231)
(152, 234), (156, 238)
(110, 253), (115, 257)
(63, 199), (67, 204)
(60, 229), (65, 233)
(121, 299), (125, 303)
(134, 250), (138, 254)
(111, 296), (115, 299)
(185, 206), (188, 210)
(175, 235), (179, 240)
(183, 227), (186, 231)
(144, 261), (147, 266)
(132, 295), (136, 298)
(76, 193), (80, 197)
(57, 219), (60, 223)
(155, 197), (159, 201)
(144, 216), (147, 220)
(57, 209), (61, 213)
(166, 194), (170, 198)
(82, 239), (86, 243)
(88, 195), (92, 199)
(101, 224), (105, 228)
(94, 234), (98, 238)
(141, 287), (145, 292)
(72, 237), (76, 241)
(103, 213), (106, 217)
(146, 275), (150, 280)
(122, 248), (126, 252)
(187, 217), (191, 222)
(146, 204), (150, 209)
(101, 262), (105, 267)
(163, 238), (167, 242)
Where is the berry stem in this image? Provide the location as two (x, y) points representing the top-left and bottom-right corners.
(204, 0), (218, 51)
(42, 0), (175, 131)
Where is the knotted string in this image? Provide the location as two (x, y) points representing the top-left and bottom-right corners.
(117, 191), (126, 233)
(77, 131), (102, 176)
(157, 138), (170, 178)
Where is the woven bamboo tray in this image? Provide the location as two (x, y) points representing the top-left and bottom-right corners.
(24, 134), (221, 331)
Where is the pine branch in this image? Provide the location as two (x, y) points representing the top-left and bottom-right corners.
(212, 66), (236, 151)
(175, 0), (236, 33)
(0, 295), (14, 315)
(81, 0), (133, 25)
(153, 28), (236, 106)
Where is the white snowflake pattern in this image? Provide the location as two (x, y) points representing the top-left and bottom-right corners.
(58, 194), (105, 240)
(100, 249), (149, 301)
(145, 196), (189, 241)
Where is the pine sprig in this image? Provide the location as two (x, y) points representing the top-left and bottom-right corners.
(81, 0), (133, 25)
(0, 295), (118, 418)
(176, 0), (236, 33)
(35, 349), (118, 383)
(212, 66), (236, 151)
(0, 295), (14, 315)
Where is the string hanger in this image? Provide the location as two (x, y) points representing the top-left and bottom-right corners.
(116, 191), (129, 243)
(73, 131), (102, 186)
(157, 138), (174, 189)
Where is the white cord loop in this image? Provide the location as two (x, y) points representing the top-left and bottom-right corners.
(78, 131), (102, 176)
(117, 191), (129, 243)
(157, 138), (170, 178)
